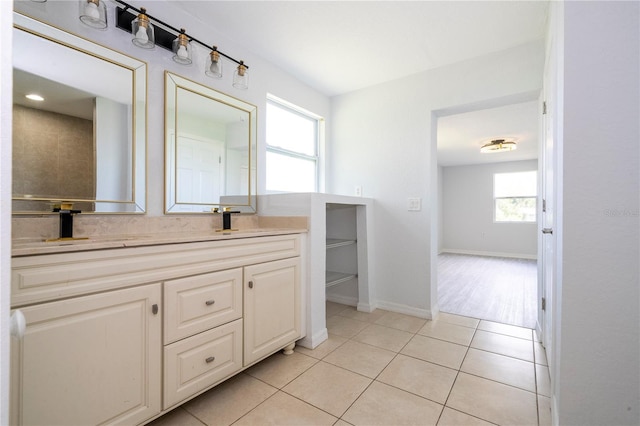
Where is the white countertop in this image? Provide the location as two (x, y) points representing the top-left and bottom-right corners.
(12, 228), (307, 257)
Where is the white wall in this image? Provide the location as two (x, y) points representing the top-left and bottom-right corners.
(330, 41), (544, 314)
(95, 97), (131, 209)
(0, 2), (12, 423)
(555, 2), (639, 424)
(12, 0), (331, 216)
(441, 160), (538, 258)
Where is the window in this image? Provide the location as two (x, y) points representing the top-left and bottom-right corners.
(494, 171), (537, 222)
(266, 97), (322, 192)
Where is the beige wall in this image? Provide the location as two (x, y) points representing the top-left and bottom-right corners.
(12, 104), (94, 210)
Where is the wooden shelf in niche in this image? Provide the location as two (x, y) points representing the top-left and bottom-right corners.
(326, 239), (356, 249)
(325, 271), (357, 288)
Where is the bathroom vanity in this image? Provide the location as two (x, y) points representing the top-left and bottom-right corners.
(10, 230), (305, 425)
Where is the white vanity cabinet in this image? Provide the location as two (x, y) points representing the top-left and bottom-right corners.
(10, 233), (304, 425)
(10, 284), (162, 426)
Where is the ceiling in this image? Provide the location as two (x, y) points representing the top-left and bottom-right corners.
(437, 101), (540, 167)
(175, 1), (549, 97)
(175, 1), (548, 165)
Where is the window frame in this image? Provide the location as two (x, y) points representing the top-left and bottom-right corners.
(265, 96), (323, 193)
(493, 171), (538, 223)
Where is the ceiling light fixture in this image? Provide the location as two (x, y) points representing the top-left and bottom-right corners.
(78, 0), (107, 29)
(480, 139), (517, 153)
(25, 94), (45, 101)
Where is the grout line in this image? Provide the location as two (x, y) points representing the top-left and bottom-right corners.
(436, 324), (479, 425)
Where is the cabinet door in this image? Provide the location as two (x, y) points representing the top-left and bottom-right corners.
(244, 257), (301, 365)
(10, 284), (162, 426)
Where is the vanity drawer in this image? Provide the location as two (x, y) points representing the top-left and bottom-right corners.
(163, 319), (242, 409)
(164, 269), (242, 344)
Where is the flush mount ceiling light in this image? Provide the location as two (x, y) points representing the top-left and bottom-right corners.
(480, 139), (517, 153)
(25, 94), (45, 101)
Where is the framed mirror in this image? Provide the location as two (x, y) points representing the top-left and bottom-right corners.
(165, 72), (257, 214)
(12, 13), (146, 214)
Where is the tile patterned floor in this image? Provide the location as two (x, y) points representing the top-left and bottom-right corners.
(149, 302), (551, 426)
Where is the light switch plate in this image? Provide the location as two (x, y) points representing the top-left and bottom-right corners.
(407, 197), (421, 211)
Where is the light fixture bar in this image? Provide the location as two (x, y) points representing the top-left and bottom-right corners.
(114, 0), (248, 68)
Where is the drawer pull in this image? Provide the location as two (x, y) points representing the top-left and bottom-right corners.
(248, 281), (254, 289)
(152, 304), (158, 315)
(205, 299), (215, 306)
(205, 356), (215, 363)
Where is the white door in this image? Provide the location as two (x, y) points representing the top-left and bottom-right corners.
(539, 12), (561, 379)
(177, 135), (225, 204)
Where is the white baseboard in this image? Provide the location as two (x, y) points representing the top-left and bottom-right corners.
(441, 248), (537, 260)
(297, 327), (328, 349)
(374, 300), (433, 319)
(357, 301), (374, 313)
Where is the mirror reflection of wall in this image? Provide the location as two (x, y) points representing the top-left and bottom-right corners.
(12, 103), (95, 212)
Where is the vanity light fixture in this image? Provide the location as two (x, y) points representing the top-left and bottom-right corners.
(233, 61), (248, 90)
(172, 29), (192, 65)
(480, 139), (517, 153)
(113, 0), (250, 88)
(79, 0), (108, 29)
(131, 7), (155, 49)
(205, 46), (223, 78)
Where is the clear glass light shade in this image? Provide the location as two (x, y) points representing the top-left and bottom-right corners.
(131, 8), (155, 49)
(172, 31), (192, 65)
(233, 62), (248, 90)
(79, 0), (107, 29)
(205, 49), (223, 78)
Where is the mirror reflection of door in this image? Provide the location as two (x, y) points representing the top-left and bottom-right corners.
(176, 135), (225, 204)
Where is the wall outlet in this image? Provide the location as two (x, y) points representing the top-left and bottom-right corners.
(407, 197), (421, 211)
(355, 185), (362, 197)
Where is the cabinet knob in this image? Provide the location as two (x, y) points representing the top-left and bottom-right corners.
(205, 299), (215, 306)
(152, 304), (159, 315)
(10, 309), (26, 339)
(205, 356), (215, 363)
(248, 281), (253, 289)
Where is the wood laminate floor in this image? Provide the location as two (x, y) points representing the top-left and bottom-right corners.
(437, 253), (537, 329)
